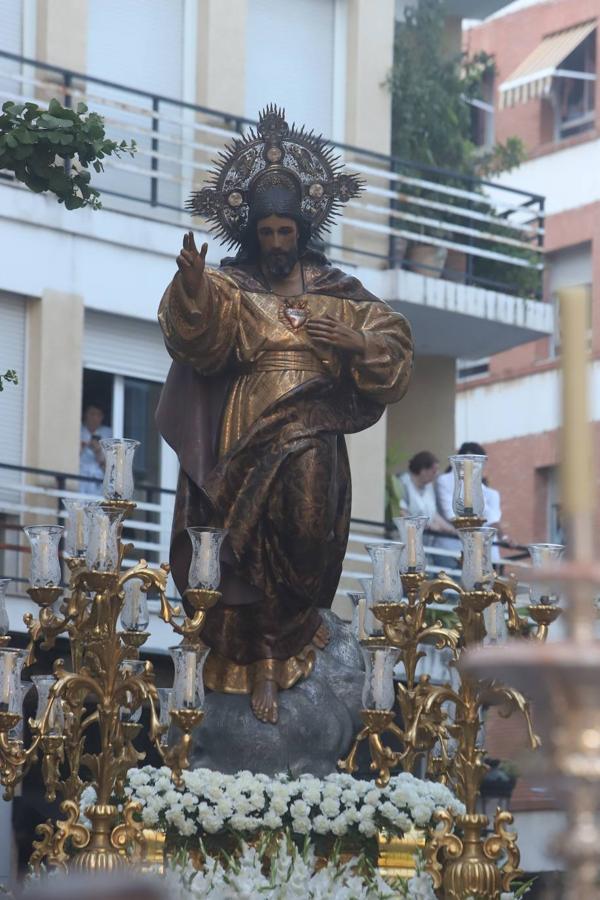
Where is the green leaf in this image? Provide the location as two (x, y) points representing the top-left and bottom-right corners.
(39, 113), (73, 129)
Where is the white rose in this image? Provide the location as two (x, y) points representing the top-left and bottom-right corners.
(320, 798), (340, 818)
(141, 807), (159, 826)
(289, 800), (309, 819)
(302, 786), (321, 805)
(365, 789), (381, 806)
(413, 803), (435, 826)
(201, 812), (224, 834)
(263, 811), (283, 829)
(291, 817), (311, 835)
(270, 797), (288, 815)
(311, 815), (330, 835)
(358, 819), (377, 837)
(178, 817), (195, 837)
(330, 815), (348, 836)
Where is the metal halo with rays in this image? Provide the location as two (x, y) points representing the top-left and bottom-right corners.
(186, 105), (364, 249)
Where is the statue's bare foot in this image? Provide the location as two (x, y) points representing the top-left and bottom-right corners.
(312, 620), (331, 649)
(251, 679), (279, 724)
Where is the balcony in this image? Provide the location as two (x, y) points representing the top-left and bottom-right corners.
(0, 48), (544, 286)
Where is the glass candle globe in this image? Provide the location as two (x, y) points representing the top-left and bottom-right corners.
(84, 505), (124, 572)
(361, 641), (399, 710)
(346, 591), (365, 640)
(449, 454), (486, 518)
(366, 542), (403, 604)
(394, 516), (428, 574)
(460, 527), (496, 591)
(157, 687), (175, 746)
(31, 674), (63, 734)
(23, 525), (63, 587)
(0, 650), (27, 714)
(61, 498), (98, 558)
(119, 659), (146, 723)
(358, 576), (382, 638)
(100, 438), (140, 501)
(187, 527), (227, 590)
(120, 579), (150, 632)
(528, 543), (565, 605)
(483, 602), (508, 646)
(169, 645), (210, 710)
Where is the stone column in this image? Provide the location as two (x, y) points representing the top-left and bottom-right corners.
(36, 0), (88, 72)
(25, 290), (84, 475)
(386, 355), (457, 475)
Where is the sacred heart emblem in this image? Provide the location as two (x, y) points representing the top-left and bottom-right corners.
(283, 307), (308, 330)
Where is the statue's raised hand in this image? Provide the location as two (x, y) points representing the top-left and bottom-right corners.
(177, 231), (208, 297)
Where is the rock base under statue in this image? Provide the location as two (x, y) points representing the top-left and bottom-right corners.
(191, 611), (364, 777)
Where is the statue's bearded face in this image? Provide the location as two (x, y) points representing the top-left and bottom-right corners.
(256, 214), (299, 278)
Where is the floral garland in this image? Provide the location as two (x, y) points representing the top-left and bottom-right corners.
(80, 766), (464, 845)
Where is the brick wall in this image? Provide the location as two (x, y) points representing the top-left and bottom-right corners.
(463, 0), (600, 155)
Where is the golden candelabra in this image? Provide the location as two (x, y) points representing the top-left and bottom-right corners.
(0, 440), (226, 873)
(339, 472), (562, 898)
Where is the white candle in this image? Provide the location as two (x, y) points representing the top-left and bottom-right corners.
(372, 651), (386, 708)
(487, 604), (497, 643)
(463, 459), (473, 511)
(39, 532), (50, 582)
(184, 653), (196, 706)
(1, 656), (13, 707)
(114, 443), (126, 498)
(75, 508), (85, 552)
(97, 515), (109, 565)
(472, 532), (483, 587)
(406, 524), (417, 568)
(130, 582), (140, 626)
(358, 597), (367, 640)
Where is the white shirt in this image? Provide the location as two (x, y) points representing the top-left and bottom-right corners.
(80, 423), (112, 492)
(395, 471), (438, 520)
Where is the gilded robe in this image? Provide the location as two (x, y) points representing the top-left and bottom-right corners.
(157, 256), (413, 693)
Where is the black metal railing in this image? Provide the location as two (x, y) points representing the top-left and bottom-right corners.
(0, 50), (545, 297)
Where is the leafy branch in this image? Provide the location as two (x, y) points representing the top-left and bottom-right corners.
(0, 370), (18, 392)
(0, 98), (136, 210)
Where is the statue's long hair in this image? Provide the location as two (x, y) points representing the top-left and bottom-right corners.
(220, 212), (328, 267)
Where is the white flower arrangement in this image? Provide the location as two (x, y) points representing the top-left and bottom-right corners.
(165, 832), (438, 899)
(80, 766), (464, 847)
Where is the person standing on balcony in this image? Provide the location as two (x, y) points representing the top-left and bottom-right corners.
(156, 107), (413, 726)
(79, 404), (111, 495)
(395, 450), (455, 529)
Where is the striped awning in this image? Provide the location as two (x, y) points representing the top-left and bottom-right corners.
(499, 20), (597, 108)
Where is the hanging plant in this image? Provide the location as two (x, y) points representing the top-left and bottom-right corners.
(0, 98), (136, 210)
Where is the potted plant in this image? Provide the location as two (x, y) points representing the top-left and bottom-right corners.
(386, 0), (527, 289)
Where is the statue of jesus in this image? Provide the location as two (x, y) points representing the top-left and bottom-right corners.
(156, 107), (413, 725)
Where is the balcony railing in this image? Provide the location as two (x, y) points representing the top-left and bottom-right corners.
(0, 50), (544, 297)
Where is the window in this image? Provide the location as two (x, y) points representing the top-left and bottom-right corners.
(554, 32), (596, 140)
(457, 357), (490, 382)
(468, 68), (495, 150)
(546, 243), (592, 357)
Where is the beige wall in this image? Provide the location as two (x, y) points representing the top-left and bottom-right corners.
(36, 0), (87, 72)
(347, 410), (388, 522)
(196, 0), (247, 114)
(386, 355), (456, 475)
(25, 290), (84, 474)
(345, 0), (395, 153)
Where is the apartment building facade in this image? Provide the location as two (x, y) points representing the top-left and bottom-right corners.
(461, 0), (600, 550)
